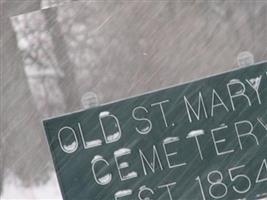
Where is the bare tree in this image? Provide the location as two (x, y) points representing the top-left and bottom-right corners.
(1, 0), (47, 192)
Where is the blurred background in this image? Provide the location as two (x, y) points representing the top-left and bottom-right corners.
(1, 0), (266, 199)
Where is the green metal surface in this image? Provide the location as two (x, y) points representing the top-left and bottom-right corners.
(43, 62), (267, 200)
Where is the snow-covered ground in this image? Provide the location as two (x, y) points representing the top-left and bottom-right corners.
(1, 173), (62, 200)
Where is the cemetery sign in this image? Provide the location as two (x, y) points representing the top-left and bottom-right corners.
(43, 62), (267, 200)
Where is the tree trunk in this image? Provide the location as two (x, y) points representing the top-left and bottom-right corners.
(43, 7), (81, 112)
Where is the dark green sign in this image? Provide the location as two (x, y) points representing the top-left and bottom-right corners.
(43, 62), (267, 200)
